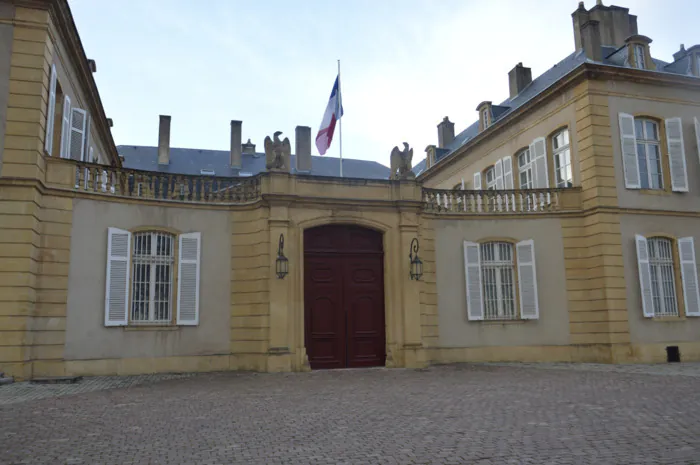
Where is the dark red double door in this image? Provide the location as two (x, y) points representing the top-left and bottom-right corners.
(304, 225), (386, 369)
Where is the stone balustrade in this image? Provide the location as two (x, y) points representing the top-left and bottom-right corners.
(69, 161), (261, 204)
(423, 187), (582, 214)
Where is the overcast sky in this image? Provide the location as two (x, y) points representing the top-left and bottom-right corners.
(68, 0), (691, 167)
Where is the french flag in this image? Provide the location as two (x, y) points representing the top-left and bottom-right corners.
(315, 75), (344, 155)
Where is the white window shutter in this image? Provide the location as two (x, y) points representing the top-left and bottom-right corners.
(105, 227), (131, 326)
(678, 237), (700, 317)
(665, 117), (688, 192)
(635, 234), (654, 317)
(463, 241), (484, 321)
(495, 158), (504, 189)
(530, 137), (548, 188)
(619, 113), (641, 189)
(516, 239), (540, 319)
(60, 95), (71, 159)
(473, 172), (482, 190)
(694, 117), (700, 165)
(502, 156), (514, 189)
(69, 108), (87, 161)
(83, 112), (91, 162)
(177, 232), (201, 325)
(45, 64), (57, 154)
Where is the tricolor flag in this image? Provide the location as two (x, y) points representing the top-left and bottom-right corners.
(315, 75), (344, 155)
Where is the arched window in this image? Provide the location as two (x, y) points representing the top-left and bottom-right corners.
(517, 148), (534, 189)
(131, 231), (176, 323)
(485, 166), (497, 190)
(480, 242), (516, 320)
(635, 118), (662, 189)
(647, 237), (678, 316)
(552, 129), (572, 188)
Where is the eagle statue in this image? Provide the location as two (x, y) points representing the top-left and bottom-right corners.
(390, 142), (415, 180)
(264, 131), (291, 171)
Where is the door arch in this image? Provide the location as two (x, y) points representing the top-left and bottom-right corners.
(304, 224), (386, 369)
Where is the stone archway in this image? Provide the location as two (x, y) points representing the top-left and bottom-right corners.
(303, 224), (386, 369)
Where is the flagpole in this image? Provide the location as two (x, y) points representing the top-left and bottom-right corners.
(337, 59), (343, 178)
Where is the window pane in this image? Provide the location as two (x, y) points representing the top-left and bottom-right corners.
(647, 144), (662, 189)
(637, 144), (649, 189)
(645, 121), (658, 141)
(635, 119), (644, 137)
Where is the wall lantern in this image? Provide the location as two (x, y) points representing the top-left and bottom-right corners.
(409, 238), (423, 281)
(276, 233), (289, 279)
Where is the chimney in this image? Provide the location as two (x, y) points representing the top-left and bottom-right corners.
(242, 139), (256, 155)
(580, 20), (602, 61)
(158, 115), (171, 165)
(572, 2), (637, 50)
(87, 59), (96, 73)
(230, 120), (242, 169)
(673, 44), (687, 62)
(295, 125), (312, 172)
(437, 117), (454, 149)
(508, 63), (532, 98)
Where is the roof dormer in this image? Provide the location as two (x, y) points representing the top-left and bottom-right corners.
(476, 101), (492, 132)
(625, 35), (654, 70)
(687, 45), (700, 77)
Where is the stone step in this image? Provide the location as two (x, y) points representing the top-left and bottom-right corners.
(30, 376), (82, 385)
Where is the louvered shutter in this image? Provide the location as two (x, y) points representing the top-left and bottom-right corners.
(494, 159), (504, 189)
(105, 227), (131, 326)
(473, 172), (482, 190)
(502, 156), (514, 189)
(665, 117), (688, 192)
(530, 137), (548, 188)
(177, 232), (201, 325)
(60, 95), (71, 159)
(635, 235), (654, 317)
(463, 241), (484, 320)
(694, 117), (700, 164)
(516, 240), (540, 319)
(619, 113), (641, 189)
(45, 64), (57, 154)
(678, 237), (700, 317)
(83, 112), (91, 162)
(69, 108), (87, 161)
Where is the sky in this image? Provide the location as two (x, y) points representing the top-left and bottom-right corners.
(68, 0), (692, 167)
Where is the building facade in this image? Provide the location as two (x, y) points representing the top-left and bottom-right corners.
(1, 0), (699, 380)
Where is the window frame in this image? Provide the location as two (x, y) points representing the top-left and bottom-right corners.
(551, 129), (573, 188)
(633, 44), (646, 69)
(517, 148), (534, 189)
(480, 241), (518, 320)
(129, 230), (178, 325)
(635, 117), (663, 190)
(485, 166), (497, 190)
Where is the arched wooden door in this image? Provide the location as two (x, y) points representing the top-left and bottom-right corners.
(304, 225), (386, 369)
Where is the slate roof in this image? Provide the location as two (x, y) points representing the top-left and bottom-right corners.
(118, 146), (392, 180)
(422, 43), (700, 174)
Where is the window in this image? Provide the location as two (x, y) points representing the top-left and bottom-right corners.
(647, 237), (678, 317)
(480, 242), (516, 320)
(481, 109), (490, 130)
(464, 240), (539, 321)
(105, 228), (202, 326)
(636, 235), (700, 319)
(131, 232), (175, 323)
(517, 148), (534, 189)
(485, 166), (497, 190)
(552, 130), (572, 188)
(635, 118), (662, 189)
(633, 44), (646, 69)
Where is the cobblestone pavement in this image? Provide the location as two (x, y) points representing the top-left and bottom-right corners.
(0, 373), (195, 406)
(1, 364), (700, 465)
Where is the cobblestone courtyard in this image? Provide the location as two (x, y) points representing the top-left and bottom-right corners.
(1, 363), (700, 464)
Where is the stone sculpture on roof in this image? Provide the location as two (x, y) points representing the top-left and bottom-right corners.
(390, 142), (415, 180)
(264, 131), (291, 171)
